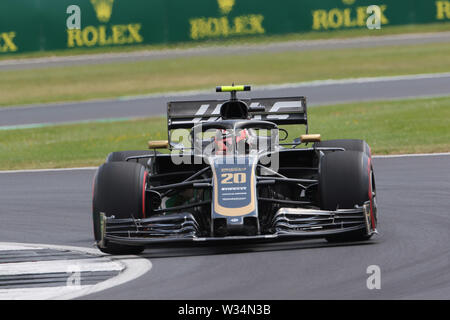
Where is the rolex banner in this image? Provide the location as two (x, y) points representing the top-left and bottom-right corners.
(0, 0), (449, 54)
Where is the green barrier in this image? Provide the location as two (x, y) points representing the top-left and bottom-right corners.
(0, 0), (449, 54)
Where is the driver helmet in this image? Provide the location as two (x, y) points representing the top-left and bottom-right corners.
(214, 129), (249, 154)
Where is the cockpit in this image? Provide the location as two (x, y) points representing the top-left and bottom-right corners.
(190, 120), (281, 157)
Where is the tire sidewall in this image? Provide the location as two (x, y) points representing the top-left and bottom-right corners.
(92, 162), (147, 253)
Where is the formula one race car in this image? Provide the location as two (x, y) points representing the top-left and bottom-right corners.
(92, 85), (378, 254)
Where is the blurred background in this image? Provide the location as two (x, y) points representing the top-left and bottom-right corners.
(0, 0), (449, 169)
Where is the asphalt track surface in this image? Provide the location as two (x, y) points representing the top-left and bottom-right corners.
(1, 31), (450, 71)
(1, 73), (450, 128)
(0, 154), (449, 299)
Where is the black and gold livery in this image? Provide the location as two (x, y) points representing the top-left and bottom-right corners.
(92, 85), (378, 254)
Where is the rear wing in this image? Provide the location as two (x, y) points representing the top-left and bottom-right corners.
(167, 96), (308, 130)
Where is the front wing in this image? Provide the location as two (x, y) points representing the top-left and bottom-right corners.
(98, 202), (377, 247)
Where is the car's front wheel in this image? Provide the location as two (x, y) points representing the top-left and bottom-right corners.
(319, 149), (377, 242)
(92, 161), (147, 254)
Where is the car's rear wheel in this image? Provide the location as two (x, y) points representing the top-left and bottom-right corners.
(92, 162), (147, 254)
(319, 149), (376, 242)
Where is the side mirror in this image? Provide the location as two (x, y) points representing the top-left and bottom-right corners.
(300, 134), (321, 143)
(148, 140), (169, 149)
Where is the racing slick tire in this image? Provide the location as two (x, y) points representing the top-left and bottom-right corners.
(319, 149), (376, 243)
(92, 162), (148, 255)
(106, 150), (159, 167)
(314, 139), (371, 158)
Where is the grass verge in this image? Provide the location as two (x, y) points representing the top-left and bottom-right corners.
(1, 96), (449, 170)
(1, 22), (449, 61)
(2, 41), (450, 107)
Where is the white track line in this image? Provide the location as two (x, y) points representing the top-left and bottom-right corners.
(372, 152), (450, 158)
(0, 285), (97, 300)
(0, 244), (46, 251)
(118, 72), (450, 102)
(0, 258), (123, 276)
(0, 242), (152, 300)
(0, 167), (97, 174)
(254, 72), (450, 90)
(0, 152), (449, 174)
(2, 72), (450, 110)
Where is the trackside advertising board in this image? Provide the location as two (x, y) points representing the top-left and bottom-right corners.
(1, 0), (449, 54)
